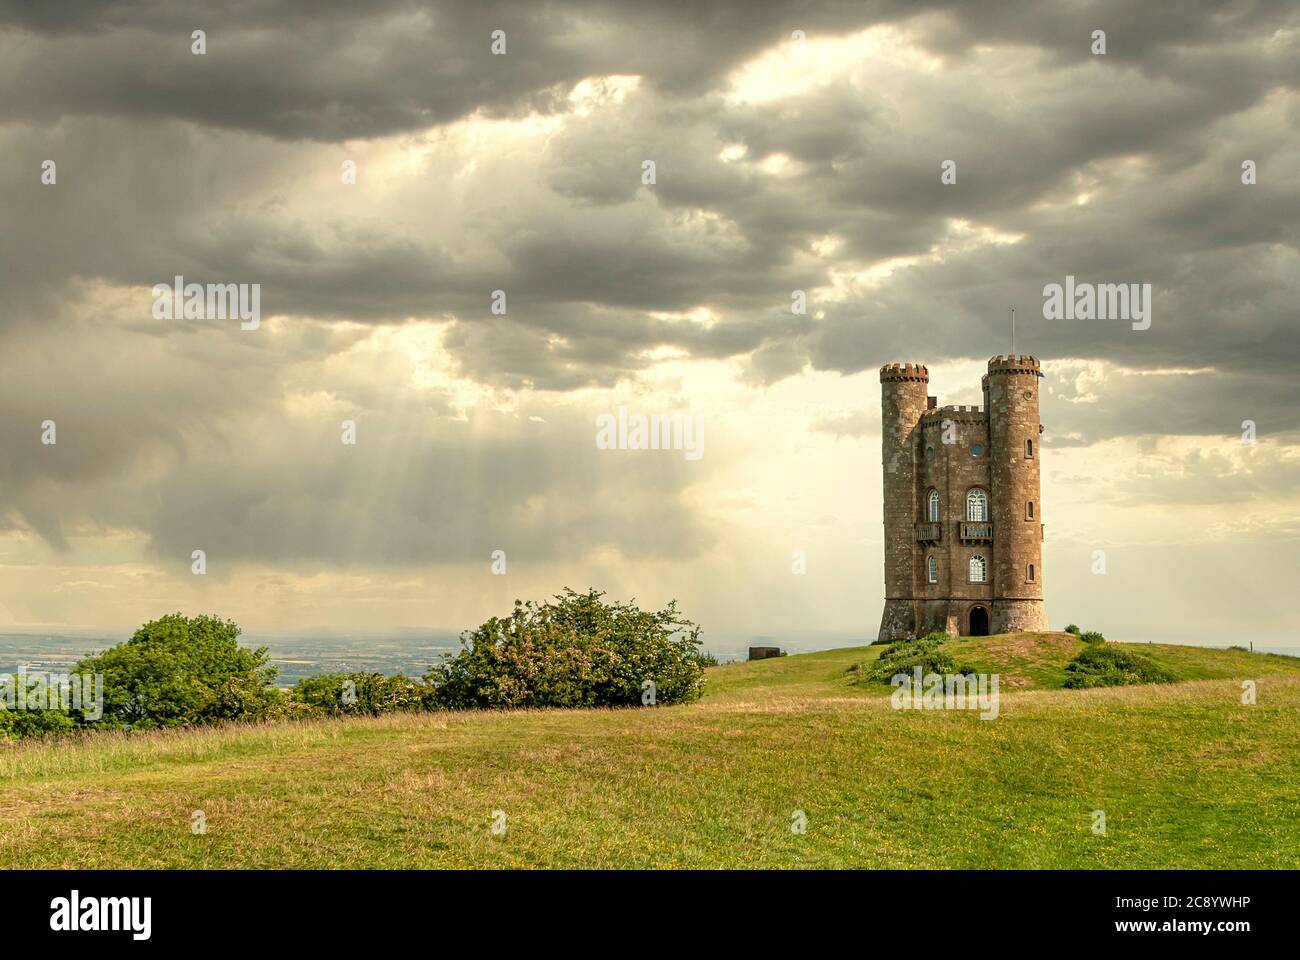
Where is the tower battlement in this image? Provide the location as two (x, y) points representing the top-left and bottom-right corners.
(879, 362), (928, 382)
(921, 404), (984, 424)
(986, 354), (1042, 376)
(877, 354), (1049, 641)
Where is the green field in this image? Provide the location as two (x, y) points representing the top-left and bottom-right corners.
(3, 633), (1298, 868)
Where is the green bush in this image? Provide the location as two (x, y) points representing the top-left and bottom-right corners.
(292, 672), (426, 716)
(0, 671), (87, 740)
(74, 613), (280, 730)
(0, 703), (80, 741)
(854, 633), (974, 685)
(1062, 644), (1177, 688)
(424, 588), (705, 709)
(1065, 623), (1106, 644)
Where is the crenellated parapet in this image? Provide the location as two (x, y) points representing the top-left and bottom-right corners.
(986, 354), (1042, 377)
(879, 362), (929, 383)
(921, 404), (985, 425)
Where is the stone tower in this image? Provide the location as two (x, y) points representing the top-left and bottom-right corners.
(877, 355), (1049, 640)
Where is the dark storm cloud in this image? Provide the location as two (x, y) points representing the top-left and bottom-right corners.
(0, 0), (926, 140)
(6, 0), (1296, 347)
(915, 0), (1299, 66)
(2, 0), (1298, 568)
(5, 0), (1291, 142)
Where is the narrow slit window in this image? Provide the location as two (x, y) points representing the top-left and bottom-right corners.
(1026, 438), (1034, 458)
(1027, 500), (1034, 520)
(1027, 563), (1035, 582)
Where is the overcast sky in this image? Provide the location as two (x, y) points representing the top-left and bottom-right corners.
(1, 0), (1297, 647)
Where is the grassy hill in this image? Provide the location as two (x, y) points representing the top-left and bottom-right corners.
(2, 632), (1298, 869)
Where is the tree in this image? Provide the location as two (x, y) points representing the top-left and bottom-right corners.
(425, 588), (706, 709)
(76, 613), (279, 729)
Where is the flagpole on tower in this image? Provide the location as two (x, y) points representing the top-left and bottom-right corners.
(1011, 305), (1016, 356)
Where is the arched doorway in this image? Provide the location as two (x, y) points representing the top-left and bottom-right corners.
(969, 606), (989, 636)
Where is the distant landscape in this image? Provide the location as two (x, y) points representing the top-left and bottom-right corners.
(4, 630), (1297, 686)
(0, 630), (884, 682)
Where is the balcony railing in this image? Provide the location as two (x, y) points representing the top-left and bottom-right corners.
(915, 522), (942, 543)
(959, 521), (993, 541)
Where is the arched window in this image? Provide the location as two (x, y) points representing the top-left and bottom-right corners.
(969, 554), (987, 583)
(1027, 500), (1034, 520)
(966, 488), (988, 522)
(927, 555), (938, 583)
(927, 489), (940, 522)
(1027, 563), (1036, 582)
(1026, 438), (1034, 458)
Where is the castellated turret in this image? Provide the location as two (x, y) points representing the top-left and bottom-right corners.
(878, 363), (930, 640)
(877, 356), (1049, 639)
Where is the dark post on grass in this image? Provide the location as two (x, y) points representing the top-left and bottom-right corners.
(749, 646), (782, 661)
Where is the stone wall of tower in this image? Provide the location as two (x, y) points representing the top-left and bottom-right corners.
(878, 363), (928, 640)
(918, 406), (993, 635)
(916, 415), (954, 629)
(985, 354), (1049, 633)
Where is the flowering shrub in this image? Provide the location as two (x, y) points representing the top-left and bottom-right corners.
(424, 589), (706, 709)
